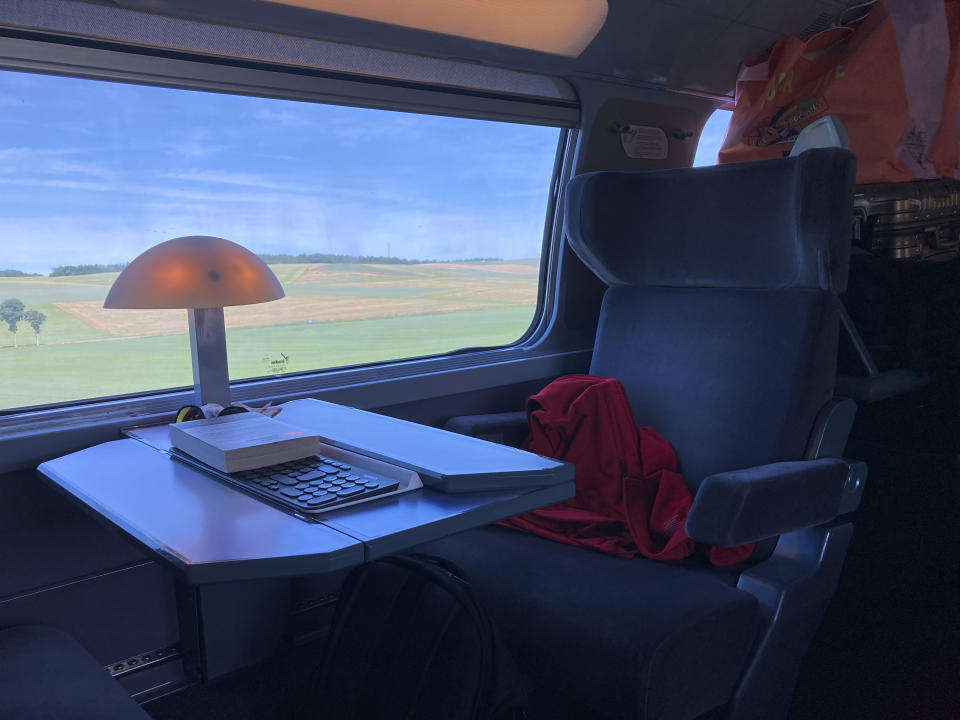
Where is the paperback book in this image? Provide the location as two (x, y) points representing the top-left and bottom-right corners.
(168, 412), (323, 473)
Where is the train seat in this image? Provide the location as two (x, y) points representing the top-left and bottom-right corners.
(421, 149), (863, 720)
(0, 625), (148, 719)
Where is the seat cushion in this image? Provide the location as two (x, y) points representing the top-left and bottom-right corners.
(0, 625), (149, 719)
(418, 526), (760, 720)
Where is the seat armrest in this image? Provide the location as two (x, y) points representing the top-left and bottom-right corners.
(443, 411), (528, 447)
(686, 458), (866, 546)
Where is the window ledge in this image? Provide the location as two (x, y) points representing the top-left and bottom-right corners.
(0, 345), (591, 473)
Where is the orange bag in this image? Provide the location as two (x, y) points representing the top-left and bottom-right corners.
(719, 0), (955, 184)
(933, 0), (960, 179)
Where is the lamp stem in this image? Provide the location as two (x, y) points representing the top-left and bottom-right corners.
(188, 307), (230, 406)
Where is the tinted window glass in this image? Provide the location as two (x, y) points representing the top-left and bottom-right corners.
(0, 71), (560, 411)
(693, 109), (732, 167)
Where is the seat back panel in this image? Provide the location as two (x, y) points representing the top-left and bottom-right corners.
(590, 286), (838, 488)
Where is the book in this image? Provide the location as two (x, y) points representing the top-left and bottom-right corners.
(168, 412), (323, 473)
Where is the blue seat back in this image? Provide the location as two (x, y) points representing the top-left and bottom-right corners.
(564, 149), (856, 489)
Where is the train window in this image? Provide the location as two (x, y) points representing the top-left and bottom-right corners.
(0, 69), (562, 411)
(693, 109), (732, 167)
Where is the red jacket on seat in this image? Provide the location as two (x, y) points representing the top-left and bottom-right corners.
(501, 375), (754, 566)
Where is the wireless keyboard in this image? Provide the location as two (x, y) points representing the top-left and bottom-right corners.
(171, 450), (400, 518)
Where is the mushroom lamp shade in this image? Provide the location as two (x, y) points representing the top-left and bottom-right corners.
(103, 235), (284, 310)
(104, 236), (285, 406)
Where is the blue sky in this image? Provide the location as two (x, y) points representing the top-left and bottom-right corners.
(693, 109), (732, 167)
(0, 70), (560, 274)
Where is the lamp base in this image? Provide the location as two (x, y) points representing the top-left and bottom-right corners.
(188, 307), (231, 406)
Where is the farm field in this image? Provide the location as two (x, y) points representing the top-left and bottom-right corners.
(0, 261), (539, 411)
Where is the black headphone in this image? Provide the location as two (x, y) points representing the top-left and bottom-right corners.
(174, 405), (248, 423)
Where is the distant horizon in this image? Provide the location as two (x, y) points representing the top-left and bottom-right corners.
(0, 253), (538, 279)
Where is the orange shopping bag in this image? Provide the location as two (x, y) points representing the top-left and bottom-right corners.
(719, 0), (954, 184)
(933, 0), (960, 179)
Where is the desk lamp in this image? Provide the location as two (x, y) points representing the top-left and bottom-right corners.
(104, 236), (285, 406)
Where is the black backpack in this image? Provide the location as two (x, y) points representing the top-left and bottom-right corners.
(308, 554), (526, 720)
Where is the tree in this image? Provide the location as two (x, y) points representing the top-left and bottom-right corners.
(0, 298), (24, 348)
(23, 309), (47, 346)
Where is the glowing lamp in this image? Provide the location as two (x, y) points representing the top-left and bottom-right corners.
(104, 236), (285, 405)
(264, 0), (609, 57)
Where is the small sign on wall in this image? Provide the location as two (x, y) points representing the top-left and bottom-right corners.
(618, 125), (669, 160)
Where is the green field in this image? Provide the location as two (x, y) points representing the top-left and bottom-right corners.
(0, 261), (539, 411)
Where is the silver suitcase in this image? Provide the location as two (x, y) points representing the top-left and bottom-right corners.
(853, 180), (960, 261)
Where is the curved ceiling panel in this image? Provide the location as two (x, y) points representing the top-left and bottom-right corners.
(263, 0), (609, 58)
(21, 0), (874, 98)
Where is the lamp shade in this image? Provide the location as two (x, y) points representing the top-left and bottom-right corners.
(103, 236), (285, 309)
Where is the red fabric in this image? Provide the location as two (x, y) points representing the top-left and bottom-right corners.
(500, 375), (754, 566)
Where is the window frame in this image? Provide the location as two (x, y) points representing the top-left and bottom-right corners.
(0, 30), (583, 461)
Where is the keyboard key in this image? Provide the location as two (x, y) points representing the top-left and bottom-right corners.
(200, 454), (399, 515)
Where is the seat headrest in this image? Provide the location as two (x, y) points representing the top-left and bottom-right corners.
(563, 148), (856, 293)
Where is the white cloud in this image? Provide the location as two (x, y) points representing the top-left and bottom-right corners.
(0, 175), (307, 205)
(171, 128), (231, 159)
(42, 159), (114, 179)
(160, 168), (411, 205)
(254, 107), (313, 128)
(0, 147), (82, 162)
(163, 169), (304, 191)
